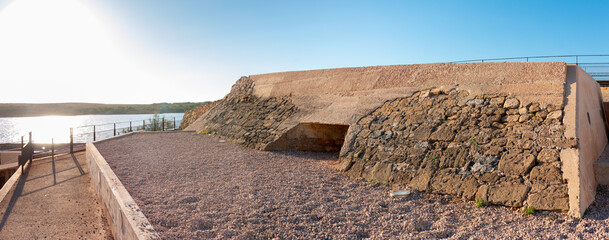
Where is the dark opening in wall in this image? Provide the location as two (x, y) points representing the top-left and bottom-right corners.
(264, 123), (350, 152)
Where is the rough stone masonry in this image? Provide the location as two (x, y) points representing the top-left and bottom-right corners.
(338, 88), (576, 210)
(184, 62), (607, 217)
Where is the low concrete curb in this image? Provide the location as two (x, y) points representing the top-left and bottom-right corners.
(0, 161), (30, 204)
(86, 141), (160, 240)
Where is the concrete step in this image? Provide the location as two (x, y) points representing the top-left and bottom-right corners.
(594, 144), (609, 185)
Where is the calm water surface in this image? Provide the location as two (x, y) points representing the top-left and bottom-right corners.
(0, 113), (183, 143)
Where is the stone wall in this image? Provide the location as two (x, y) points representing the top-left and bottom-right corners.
(190, 77), (300, 150)
(184, 63), (609, 215)
(338, 88), (577, 211)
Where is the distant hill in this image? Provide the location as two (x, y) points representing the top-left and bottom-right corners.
(0, 102), (209, 117)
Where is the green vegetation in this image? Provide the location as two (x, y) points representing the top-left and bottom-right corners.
(469, 136), (479, 147)
(523, 206), (535, 215)
(144, 113), (176, 131)
(475, 198), (485, 208)
(0, 102), (209, 117)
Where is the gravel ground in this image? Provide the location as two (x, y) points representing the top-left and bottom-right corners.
(95, 132), (609, 239)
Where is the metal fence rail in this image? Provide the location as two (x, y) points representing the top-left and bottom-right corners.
(73, 116), (182, 142)
(451, 54), (609, 81)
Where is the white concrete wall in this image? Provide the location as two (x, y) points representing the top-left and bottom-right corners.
(86, 141), (160, 240)
(562, 65), (608, 217)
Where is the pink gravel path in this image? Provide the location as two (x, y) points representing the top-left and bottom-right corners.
(95, 132), (609, 239)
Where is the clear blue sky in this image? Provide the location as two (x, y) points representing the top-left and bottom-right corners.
(0, 0), (607, 103)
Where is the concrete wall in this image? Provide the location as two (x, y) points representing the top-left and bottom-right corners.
(86, 141), (160, 240)
(562, 65), (608, 217)
(250, 62), (567, 126)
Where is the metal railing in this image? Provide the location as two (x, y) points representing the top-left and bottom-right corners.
(17, 132), (33, 171)
(451, 54), (609, 81)
(72, 116), (182, 143)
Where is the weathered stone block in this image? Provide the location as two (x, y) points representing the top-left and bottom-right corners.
(537, 148), (559, 162)
(529, 164), (563, 183)
(429, 125), (455, 141)
(498, 151), (536, 176)
(369, 161), (394, 184)
(526, 184), (568, 210)
(338, 158), (354, 172)
(430, 170), (463, 195)
(503, 98), (520, 109)
(458, 176), (479, 200)
(488, 184), (530, 207)
(489, 96), (505, 106)
(345, 160), (365, 178)
(411, 125), (433, 140)
(475, 185), (489, 201)
(408, 168), (434, 192)
(440, 147), (468, 168)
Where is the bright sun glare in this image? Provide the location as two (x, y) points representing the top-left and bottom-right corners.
(0, 0), (155, 103)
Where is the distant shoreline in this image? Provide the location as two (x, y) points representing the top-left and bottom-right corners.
(0, 102), (208, 117)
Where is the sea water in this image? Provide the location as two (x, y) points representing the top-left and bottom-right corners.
(0, 113), (184, 143)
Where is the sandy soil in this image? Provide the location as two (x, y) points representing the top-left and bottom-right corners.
(95, 132), (609, 239)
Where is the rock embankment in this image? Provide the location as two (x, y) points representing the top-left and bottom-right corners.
(179, 101), (218, 130)
(339, 88), (575, 211)
(190, 77), (300, 150)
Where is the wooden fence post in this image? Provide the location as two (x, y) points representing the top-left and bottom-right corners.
(162, 117), (165, 131)
(114, 123), (116, 136)
(52, 138), (54, 161)
(93, 125), (96, 141)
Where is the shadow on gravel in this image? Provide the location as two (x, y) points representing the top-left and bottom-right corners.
(583, 186), (609, 221)
(271, 151), (340, 162)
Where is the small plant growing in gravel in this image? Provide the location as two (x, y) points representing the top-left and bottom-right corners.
(427, 156), (439, 161)
(523, 206), (535, 215)
(469, 136), (479, 147)
(198, 129), (210, 134)
(475, 198), (485, 208)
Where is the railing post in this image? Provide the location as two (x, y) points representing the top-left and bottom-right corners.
(52, 138), (54, 161)
(114, 123), (116, 136)
(576, 56), (579, 65)
(174, 117), (176, 130)
(21, 136), (24, 151)
(143, 120), (146, 131)
(162, 117), (165, 131)
(130, 121), (132, 132)
(28, 132), (32, 163)
(93, 125), (96, 141)
(70, 128), (73, 153)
